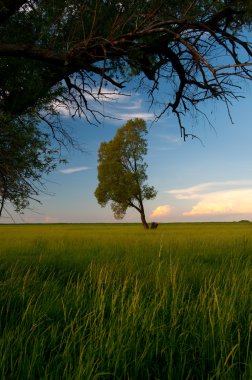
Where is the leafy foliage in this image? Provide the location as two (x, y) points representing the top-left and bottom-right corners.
(0, 112), (63, 217)
(95, 119), (157, 227)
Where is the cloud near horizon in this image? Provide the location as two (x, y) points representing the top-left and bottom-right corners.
(43, 216), (64, 223)
(168, 180), (252, 216)
(22, 215), (65, 223)
(60, 166), (90, 174)
(183, 189), (252, 216)
(150, 205), (172, 219)
(168, 180), (252, 199)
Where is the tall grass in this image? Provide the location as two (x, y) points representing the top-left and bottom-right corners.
(0, 223), (251, 379)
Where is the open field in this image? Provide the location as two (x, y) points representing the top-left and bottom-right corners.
(0, 223), (251, 379)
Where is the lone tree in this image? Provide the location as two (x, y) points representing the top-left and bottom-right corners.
(95, 119), (157, 229)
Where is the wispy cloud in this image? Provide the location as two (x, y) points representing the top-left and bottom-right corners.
(84, 88), (130, 102)
(52, 88), (153, 123)
(60, 166), (90, 174)
(168, 180), (252, 216)
(168, 180), (252, 199)
(155, 133), (181, 144)
(150, 205), (172, 219)
(52, 87), (130, 117)
(119, 112), (155, 121)
(119, 99), (142, 110)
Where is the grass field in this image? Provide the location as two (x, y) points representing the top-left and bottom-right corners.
(0, 223), (251, 379)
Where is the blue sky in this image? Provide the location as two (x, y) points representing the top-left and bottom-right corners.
(4, 78), (252, 223)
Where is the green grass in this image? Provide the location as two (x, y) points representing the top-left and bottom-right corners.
(0, 223), (251, 379)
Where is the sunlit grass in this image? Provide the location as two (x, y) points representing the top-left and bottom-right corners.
(0, 223), (251, 379)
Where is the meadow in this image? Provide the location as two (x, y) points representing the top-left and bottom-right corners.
(0, 222), (251, 379)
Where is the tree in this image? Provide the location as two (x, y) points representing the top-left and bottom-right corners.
(95, 119), (157, 229)
(0, 1), (252, 132)
(1, 1), (252, 216)
(0, 112), (63, 218)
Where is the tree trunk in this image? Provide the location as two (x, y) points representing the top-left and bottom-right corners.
(140, 211), (149, 229)
(0, 187), (6, 217)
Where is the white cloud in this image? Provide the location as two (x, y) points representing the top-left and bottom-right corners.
(51, 87), (153, 123)
(150, 205), (172, 219)
(60, 166), (90, 174)
(168, 180), (252, 199)
(167, 180), (252, 217)
(183, 189), (252, 216)
(56, 106), (72, 117)
(52, 87), (130, 117)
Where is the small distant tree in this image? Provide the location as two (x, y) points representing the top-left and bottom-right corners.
(95, 119), (157, 229)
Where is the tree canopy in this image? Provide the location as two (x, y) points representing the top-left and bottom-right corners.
(95, 119), (157, 228)
(0, 1), (252, 134)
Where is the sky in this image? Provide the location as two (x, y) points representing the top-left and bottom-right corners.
(3, 76), (252, 224)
